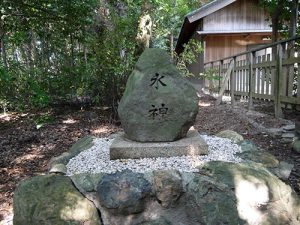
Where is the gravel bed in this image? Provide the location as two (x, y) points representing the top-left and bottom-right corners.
(66, 135), (242, 175)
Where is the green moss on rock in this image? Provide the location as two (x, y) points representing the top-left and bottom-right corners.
(13, 174), (101, 225)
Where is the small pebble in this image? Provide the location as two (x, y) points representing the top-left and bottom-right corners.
(66, 135), (242, 175)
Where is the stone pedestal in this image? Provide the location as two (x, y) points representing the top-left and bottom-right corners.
(109, 129), (208, 160)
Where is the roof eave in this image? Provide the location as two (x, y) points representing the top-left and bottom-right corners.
(187, 0), (237, 23)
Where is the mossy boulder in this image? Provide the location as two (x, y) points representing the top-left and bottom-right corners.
(13, 174), (101, 225)
(216, 130), (244, 143)
(193, 161), (300, 225)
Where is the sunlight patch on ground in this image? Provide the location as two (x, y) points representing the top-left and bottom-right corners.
(198, 102), (211, 107)
(13, 154), (45, 164)
(91, 126), (109, 135)
(0, 114), (12, 121)
(62, 118), (77, 124)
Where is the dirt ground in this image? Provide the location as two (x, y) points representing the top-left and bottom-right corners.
(1, 93), (300, 223)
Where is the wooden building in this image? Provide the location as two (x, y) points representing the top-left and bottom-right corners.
(176, 0), (272, 82)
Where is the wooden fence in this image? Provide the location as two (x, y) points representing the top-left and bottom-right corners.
(204, 36), (300, 118)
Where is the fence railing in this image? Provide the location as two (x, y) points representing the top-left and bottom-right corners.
(204, 36), (300, 118)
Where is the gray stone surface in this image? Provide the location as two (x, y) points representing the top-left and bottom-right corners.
(283, 124), (295, 131)
(118, 48), (199, 142)
(48, 136), (94, 171)
(267, 128), (283, 138)
(96, 170), (152, 215)
(109, 129), (208, 159)
(296, 121), (300, 136)
(215, 130), (244, 143)
(282, 132), (295, 138)
(235, 150), (279, 168)
(71, 173), (104, 193)
(185, 172), (243, 225)
(270, 161), (294, 180)
(14, 163), (300, 225)
(49, 163), (67, 174)
(292, 140), (300, 153)
(192, 161), (300, 225)
(137, 218), (172, 225)
(238, 140), (258, 152)
(13, 174), (101, 225)
(153, 170), (183, 208)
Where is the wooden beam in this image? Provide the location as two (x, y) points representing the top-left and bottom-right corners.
(197, 30), (272, 35)
(231, 57), (236, 106)
(274, 44), (283, 118)
(248, 52), (254, 109)
(218, 60), (223, 92)
(216, 60), (234, 105)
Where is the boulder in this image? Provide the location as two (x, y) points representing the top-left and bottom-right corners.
(216, 130), (244, 143)
(14, 163), (300, 225)
(194, 161), (300, 225)
(96, 170), (152, 215)
(282, 124), (295, 131)
(292, 140), (300, 153)
(270, 161), (294, 180)
(137, 218), (172, 225)
(238, 140), (258, 152)
(235, 148), (293, 180)
(13, 174), (101, 225)
(49, 163), (67, 174)
(267, 128), (282, 138)
(235, 150), (279, 168)
(71, 173), (104, 193)
(153, 170), (183, 208)
(48, 136), (94, 171)
(185, 173), (243, 225)
(295, 121), (300, 137)
(118, 48), (199, 142)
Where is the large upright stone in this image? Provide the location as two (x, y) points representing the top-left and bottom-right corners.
(118, 48), (199, 142)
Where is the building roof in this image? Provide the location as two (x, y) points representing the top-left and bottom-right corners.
(175, 0), (237, 53)
(186, 0), (236, 23)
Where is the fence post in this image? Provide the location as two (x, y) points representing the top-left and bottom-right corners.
(274, 43), (284, 118)
(248, 52), (254, 109)
(218, 60), (223, 91)
(230, 57), (236, 106)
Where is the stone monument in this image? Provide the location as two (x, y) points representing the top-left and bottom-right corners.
(110, 48), (208, 159)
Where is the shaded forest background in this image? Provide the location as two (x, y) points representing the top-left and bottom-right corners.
(0, 0), (298, 117)
(0, 0), (208, 115)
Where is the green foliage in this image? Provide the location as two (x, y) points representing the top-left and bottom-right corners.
(151, 0), (209, 51)
(259, 0), (300, 38)
(32, 112), (55, 129)
(0, 0), (209, 114)
(175, 39), (203, 77)
(200, 68), (220, 81)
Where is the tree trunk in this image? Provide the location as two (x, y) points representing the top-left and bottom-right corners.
(84, 45), (88, 66)
(27, 31), (34, 70)
(289, 0), (298, 38)
(0, 20), (8, 68)
(271, 0), (284, 59)
(70, 34), (75, 67)
(135, 2), (152, 56)
(271, 4), (281, 43)
(170, 31), (174, 58)
(0, 36), (8, 68)
(135, 14), (153, 55)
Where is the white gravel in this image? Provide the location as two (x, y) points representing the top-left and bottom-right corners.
(66, 135), (242, 175)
